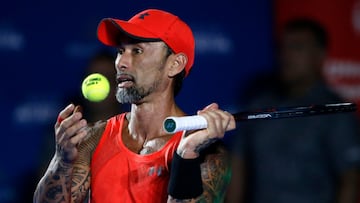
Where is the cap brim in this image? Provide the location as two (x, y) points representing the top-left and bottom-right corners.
(97, 18), (161, 46)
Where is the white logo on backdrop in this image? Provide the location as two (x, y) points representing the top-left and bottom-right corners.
(353, 1), (360, 34)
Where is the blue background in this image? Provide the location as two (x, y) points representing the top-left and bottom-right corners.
(0, 0), (273, 202)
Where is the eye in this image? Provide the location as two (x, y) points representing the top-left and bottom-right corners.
(133, 48), (143, 54)
(117, 48), (124, 55)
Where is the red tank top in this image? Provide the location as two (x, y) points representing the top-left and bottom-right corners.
(90, 113), (182, 203)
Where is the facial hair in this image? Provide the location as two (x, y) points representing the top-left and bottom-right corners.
(115, 47), (168, 104)
(115, 77), (161, 104)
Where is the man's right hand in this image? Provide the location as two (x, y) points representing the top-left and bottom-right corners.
(55, 103), (88, 163)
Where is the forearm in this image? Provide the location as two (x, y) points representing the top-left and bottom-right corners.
(33, 105), (98, 203)
(33, 155), (74, 203)
(167, 143), (231, 203)
(167, 168), (230, 203)
(167, 197), (201, 203)
(167, 191), (217, 203)
(167, 152), (203, 203)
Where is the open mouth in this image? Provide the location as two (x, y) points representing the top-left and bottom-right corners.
(117, 74), (135, 87)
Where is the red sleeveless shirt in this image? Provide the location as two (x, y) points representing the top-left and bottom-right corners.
(90, 113), (182, 202)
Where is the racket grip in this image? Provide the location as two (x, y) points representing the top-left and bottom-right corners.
(163, 115), (208, 134)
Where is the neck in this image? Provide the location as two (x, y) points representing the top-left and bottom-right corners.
(126, 95), (185, 140)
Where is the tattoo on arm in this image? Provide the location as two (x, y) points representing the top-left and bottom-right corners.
(168, 143), (231, 203)
(33, 122), (105, 203)
(194, 138), (218, 154)
(69, 122), (104, 202)
(71, 165), (91, 202)
(34, 159), (73, 202)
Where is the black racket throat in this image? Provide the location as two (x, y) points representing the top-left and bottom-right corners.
(233, 102), (357, 122)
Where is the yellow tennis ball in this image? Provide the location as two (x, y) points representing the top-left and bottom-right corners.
(81, 73), (110, 102)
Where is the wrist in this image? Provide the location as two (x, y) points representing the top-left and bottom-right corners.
(54, 151), (75, 167)
(47, 155), (74, 175)
(176, 148), (199, 159)
(168, 152), (203, 199)
(177, 137), (200, 159)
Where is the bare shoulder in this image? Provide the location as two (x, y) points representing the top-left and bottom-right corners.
(198, 141), (231, 202)
(200, 140), (230, 164)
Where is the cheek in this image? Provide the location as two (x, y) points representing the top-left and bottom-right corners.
(115, 55), (122, 72)
(138, 57), (166, 75)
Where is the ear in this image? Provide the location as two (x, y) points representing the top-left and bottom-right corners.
(168, 53), (187, 77)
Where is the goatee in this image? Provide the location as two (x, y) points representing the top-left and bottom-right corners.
(115, 86), (148, 104)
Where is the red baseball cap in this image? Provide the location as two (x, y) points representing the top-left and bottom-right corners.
(97, 9), (195, 77)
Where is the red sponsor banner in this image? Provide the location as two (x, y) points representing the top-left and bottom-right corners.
(275, 0), (360, 116)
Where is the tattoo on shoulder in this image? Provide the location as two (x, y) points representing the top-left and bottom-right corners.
(199, 144), (231, 202)
(170, 144), (230, 203)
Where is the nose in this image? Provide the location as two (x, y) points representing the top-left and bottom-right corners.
(115, 52), (131, 71)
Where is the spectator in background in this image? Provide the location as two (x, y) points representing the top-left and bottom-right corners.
(225, 18), (360, 203)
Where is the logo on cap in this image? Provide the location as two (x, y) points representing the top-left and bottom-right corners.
(139, 12), (150, 20)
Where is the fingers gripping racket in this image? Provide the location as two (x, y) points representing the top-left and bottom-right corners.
(163, 102), (357, 133)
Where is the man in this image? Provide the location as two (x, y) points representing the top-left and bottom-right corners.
(33, 9), (236, 203)
(226, 18), (360, 203)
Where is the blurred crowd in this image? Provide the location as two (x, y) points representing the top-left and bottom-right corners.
(225, 18), (360, 203)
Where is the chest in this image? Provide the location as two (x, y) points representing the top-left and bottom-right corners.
(122, 132), (174, 155)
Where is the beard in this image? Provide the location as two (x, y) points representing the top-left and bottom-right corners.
(115, 79), (161, 104)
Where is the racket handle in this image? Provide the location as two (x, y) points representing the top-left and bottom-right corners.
(163, 115), (207, 134)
